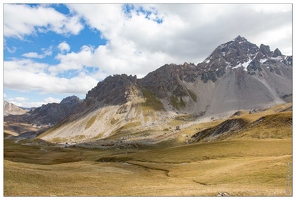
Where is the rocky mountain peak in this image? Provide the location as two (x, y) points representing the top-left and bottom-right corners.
(234, 35), (248, 43)
(203, 36), (259, 68)
(86, 74), (138, 105)
(272, 48), (283, 57)
(60, 95), (82, 105)
(202, 35), (292, 73)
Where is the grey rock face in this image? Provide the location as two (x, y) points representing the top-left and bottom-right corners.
(86, 74), (138, 105)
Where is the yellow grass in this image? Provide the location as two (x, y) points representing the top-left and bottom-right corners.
(4, 137), (292, 196)
(4, 106), (293, 197)
(85, 115), (96, 129)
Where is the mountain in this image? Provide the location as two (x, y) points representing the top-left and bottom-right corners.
(3, 101), (27, 116)
(35, 36), (293, 144)
(141, 36), (292, 116)
(4, 96), (83, 127)
(28, 95), (83, 125)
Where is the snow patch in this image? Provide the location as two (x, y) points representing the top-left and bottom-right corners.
(270, 56), (283, 61)
(232, 59), (252, 71)
(219, 44), (226, 49)
(260, 58), (267, 64)
(225, 61), (231, 69)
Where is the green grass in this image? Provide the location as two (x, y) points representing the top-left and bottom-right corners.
(141, 88), (164, 111)
(85, 116), (96, 129)
(187, 89), (197, 102)
(170, 95), (186, 110)
(50, 137), (67, 143)
(122, 121), (142, 129)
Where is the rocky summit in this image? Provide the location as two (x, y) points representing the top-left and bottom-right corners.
(6, 36), (292, 145)
(4, 101), (27, 116)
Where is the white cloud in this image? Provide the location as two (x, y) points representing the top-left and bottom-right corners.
(44, 97), (61, 103)
(21, 46), (52, 59)
(58, 41), (70, 53)
(4, 59), (98, 95)
(4, 4), (84, 39)
(13, 101), (42, 108)
(65, 4), (292, 79)
(8, 97), (29, 106)
(4, 59), (48, 74)
(22, 52), (44, 59)
(5, 46), (17, 53)
(8, 97), (61, 108)
(42, 46), (53, 57)
(49, 45), (95, 76)
(22, 46), (53, 59)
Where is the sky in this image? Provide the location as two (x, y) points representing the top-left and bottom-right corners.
(2, 3), (293, 108)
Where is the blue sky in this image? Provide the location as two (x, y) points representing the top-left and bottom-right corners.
(3, 3), (292, 108)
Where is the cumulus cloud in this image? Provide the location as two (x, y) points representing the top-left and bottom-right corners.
(8, 97), (29, 102)
(22, 52), (45, 59)
(8, 96), (61, 108)
(4, 58), (98, 95)
(58, 41), (70, 53)
(22, 46), (53, 59)
(4, 59), (48, 74)
(66, 4), (292, 79)
(44, 97), (61, 103)
(4, 4), (84, 39)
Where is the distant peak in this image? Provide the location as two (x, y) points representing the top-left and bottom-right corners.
(235, 35), (242, 40)
(60, 95), (82, 104)
(234, 35), (248, 43)
(273, 48), (283, 57)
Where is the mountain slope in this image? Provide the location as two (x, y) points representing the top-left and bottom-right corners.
(37, 36), (292, 144)
(4, 101), (27, 116)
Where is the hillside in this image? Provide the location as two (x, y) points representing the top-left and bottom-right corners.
(4, 105), (292, 196)
(4, 101), (27, 116)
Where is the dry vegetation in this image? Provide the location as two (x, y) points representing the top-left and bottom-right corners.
(4, 104), (293, 197)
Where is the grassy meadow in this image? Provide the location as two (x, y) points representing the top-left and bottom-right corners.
(3, 108), (293, 196)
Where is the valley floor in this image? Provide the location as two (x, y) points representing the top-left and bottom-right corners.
(4, 136), (292, 196)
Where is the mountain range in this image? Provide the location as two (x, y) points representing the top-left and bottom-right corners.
(4, 96), (82, 136)
(4, 36), (292, 145)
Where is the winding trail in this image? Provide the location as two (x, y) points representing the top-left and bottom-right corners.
(127, 161), (170, 177)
